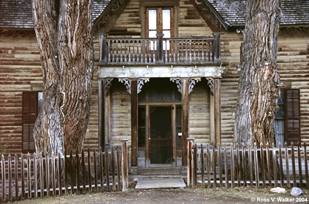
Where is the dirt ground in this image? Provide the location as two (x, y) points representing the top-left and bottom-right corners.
(12, 186), (309, 204)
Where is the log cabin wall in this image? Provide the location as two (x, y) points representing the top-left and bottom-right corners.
(219, 31), (309, 145)
(189, 81), (211, 144)
(110, 82), (131, 146)
(107, 0), (213, 37)
(0, 34), (101, 154)
(0, 35), (41, 155)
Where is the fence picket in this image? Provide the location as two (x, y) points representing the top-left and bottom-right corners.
(305, 143), (308, 186)
(297, 145), (302, 186)
(291, 143), (296, 186)
(230, 143), (234, 188)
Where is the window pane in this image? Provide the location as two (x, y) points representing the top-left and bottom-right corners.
(162, 9), (170, 29)
(163, 30), (170, 38)
(149, 31), (157, 38)
(148, 10), (157, 30)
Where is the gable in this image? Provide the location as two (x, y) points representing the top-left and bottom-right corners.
(103, 0), (214, 36)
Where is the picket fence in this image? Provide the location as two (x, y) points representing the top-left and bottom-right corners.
(0, 140), (129, 202)
(187, 139), (309, 188)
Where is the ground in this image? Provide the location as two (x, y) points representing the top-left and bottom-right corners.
(12, 186), (309, 204)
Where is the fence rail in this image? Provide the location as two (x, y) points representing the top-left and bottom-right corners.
(0, 140), (129, 202)
(187, 140), (309, 188)
(99, 33), (221, 65)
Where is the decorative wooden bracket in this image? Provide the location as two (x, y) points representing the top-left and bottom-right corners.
(206, 77), (214, 94)
(170, 78), (182, 93)
(103, 78), (114, 95)
(118, 78), (131, 94)
(189, 78), (201, 94)
(171, 78), (201, 94)
(137, 78), (150, 94)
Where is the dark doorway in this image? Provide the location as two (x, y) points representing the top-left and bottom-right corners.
(149, 106), (172, 164)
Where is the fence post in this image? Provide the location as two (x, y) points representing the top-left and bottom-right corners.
(187, 138), (195, 188)
(121, 139), (128, 191)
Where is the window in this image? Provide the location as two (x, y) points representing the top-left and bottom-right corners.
(146, 7), (174, 50)
(274, 89), (300, 145)
(22, 92), (42, 153)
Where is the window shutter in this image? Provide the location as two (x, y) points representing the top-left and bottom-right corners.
(285, 89), (300, 144)
(22, 92), (38, 153)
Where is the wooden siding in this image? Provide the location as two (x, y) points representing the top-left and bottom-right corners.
(178, 0), (213, 37)
(108, 0), (213, 37)
(0, 36), (41, 155)
(189, 83), (211, 143)
(110, 84), (131, 146)
(219, 33), (309, 144)
(0, 35), (101, 154)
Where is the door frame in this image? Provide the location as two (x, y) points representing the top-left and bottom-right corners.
(139, 103), (179, 167)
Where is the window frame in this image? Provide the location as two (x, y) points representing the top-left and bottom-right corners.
(22, 91), (42, 153)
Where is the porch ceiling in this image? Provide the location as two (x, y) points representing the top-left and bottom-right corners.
(97, 64), (225, 79)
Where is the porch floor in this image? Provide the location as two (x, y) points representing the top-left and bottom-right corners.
(135, 178), (186, 189)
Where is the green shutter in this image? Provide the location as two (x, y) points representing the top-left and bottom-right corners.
(285, 89), (300, 144)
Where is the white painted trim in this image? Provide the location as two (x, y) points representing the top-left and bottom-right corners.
(98, 65), (225, 78)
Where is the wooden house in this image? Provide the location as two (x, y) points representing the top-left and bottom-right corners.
(0, 0), (308, 169)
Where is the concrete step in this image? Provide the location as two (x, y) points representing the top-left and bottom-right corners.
(135, 177), (186, 189)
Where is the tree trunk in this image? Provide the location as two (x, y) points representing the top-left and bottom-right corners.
(32, 0), (93, 156)
(235, 0), (281, 146)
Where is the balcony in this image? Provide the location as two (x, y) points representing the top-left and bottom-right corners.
(99, 33), (221, 66)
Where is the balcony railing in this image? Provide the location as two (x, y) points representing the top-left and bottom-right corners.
(99, 33), (221, 65)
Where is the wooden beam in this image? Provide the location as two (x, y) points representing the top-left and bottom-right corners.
(131, 79), (138, 166)
(182, 79), (189, 166)
(214, 78), (221, 147)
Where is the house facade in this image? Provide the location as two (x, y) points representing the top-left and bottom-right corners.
(0, 0), (308, 168)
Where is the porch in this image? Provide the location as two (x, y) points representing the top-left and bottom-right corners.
(97, 33), (224, 168)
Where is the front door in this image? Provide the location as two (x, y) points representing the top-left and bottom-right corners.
(149, 106), (172, 164)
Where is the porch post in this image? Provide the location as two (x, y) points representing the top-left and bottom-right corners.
(214, 78), (221, 147)
(98, 79), (105, 151)
(131, 79), (138, 166)
(182, 78), (189, 166)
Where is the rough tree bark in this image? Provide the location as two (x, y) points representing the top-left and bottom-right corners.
(32, 0), (93, 156)
(235, 0), (281, 146)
